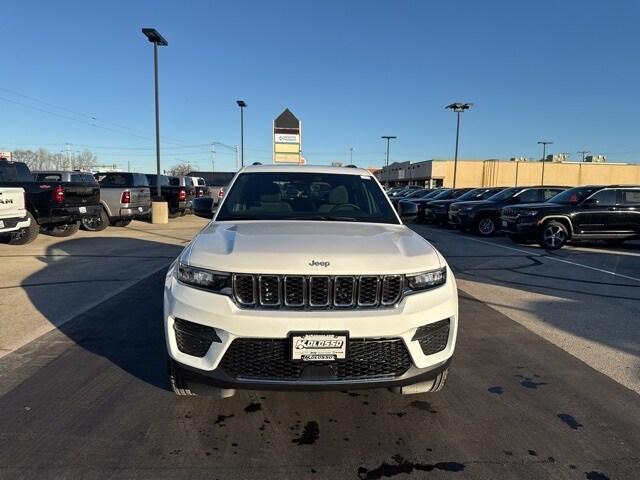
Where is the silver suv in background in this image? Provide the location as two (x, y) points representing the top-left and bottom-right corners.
(84, 172), (151, 231)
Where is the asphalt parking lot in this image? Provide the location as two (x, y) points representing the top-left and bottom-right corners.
(0, 220), (639, 479)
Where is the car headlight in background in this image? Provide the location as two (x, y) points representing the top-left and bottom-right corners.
(406, 267), (447, 292)
(461, 206), (475, 212)
(177, 263), (232, 294)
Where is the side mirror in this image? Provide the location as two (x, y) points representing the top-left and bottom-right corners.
(582, 197), (599, 207)
(192, 197), (215, 219)
(397, 201), (418, 222)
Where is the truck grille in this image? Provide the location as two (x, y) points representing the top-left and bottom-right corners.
(219, 337), (412, 381)
(232, 274), (404, 309)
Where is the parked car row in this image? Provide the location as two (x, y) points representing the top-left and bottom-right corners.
(0, 159), (204, 245)
(388, 184), (640, 250)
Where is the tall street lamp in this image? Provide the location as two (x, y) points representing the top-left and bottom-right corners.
(349, 147), (355, 164)
(445, 102), (473, 188)
(381, 135), (397, 168)
(141, 28), (168, 201)
(236, 100), (246, 167)
(538, 141), (553, 185)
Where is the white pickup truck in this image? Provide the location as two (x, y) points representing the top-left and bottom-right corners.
(0, 187), (35, 244)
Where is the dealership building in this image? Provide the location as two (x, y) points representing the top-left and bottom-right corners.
(376, 158), (640, 188)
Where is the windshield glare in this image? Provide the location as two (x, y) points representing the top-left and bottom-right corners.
(216, 172), (400, 224)
(548, 187), (602, 204)
(486, 187), (519, 201)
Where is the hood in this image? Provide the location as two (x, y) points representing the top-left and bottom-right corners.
(450, 199), (496, 209)
(184, 221), (441, 275)
(429, 199), (457, 207)
(508, 202), (562, 210)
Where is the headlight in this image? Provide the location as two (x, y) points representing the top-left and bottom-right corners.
(177, 263), (232, 294)
(519, 209), (538, 216)
(461, 206), (475, 211)
(406, 267), (447, 292)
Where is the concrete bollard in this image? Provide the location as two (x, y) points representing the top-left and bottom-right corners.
(151, 201), (169, 224)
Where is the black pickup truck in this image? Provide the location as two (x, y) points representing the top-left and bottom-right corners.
(501, 185), (640, 249)
(145, 174), (188, 218)
(0, 159), (100, 244)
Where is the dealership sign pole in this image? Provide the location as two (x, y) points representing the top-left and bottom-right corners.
(273, 108), (303, 164)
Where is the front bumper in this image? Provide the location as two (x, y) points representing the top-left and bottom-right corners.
(0, 214), (30, 234)
(448, 210), (475, 228)
(164, 264), (458, 391)
(500, 217), (537, 236)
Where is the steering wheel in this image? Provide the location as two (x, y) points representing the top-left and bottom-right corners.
(330, 204), (362, 213)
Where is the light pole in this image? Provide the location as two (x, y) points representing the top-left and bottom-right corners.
(445, 102), (473, 188)
(349, 147), (355, 164)
(381, 135), (397, 168)
(236, 100), (246, 167)
(538, 141), (553, 185)
(142, 28), (168, 200)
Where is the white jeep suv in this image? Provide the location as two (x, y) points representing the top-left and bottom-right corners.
(164, 165), (458, 397)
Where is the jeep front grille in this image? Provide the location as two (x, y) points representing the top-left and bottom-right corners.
(501, 207), (519, 218)
(219, 337), (412, 381)
(232, 274), (404, 309)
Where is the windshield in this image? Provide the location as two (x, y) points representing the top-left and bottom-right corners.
(548, 186), (602, 204)
(216, 171), (399, 224)
(404, 189), (426, 198)
(486, 187), (519, 202)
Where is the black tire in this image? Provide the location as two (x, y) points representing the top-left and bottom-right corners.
(508, 234), (529, 244)
(538, 220), (568, 250)
(5, 212), (40, 245)
(110, 218), (132, 227)
(180, 209), (188, 217)
(41, 222), (80, 238)
(474, 215), (497, 237)
(81, 207), (109, 232)
(429, 367), (449, 392)
(168, 358), (196, 396)
(168, 209), (181, 219)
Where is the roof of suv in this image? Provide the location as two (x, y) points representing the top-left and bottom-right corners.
(239, 164), (373, 176)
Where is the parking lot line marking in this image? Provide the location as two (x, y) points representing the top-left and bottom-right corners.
(418, 227), (640, 284)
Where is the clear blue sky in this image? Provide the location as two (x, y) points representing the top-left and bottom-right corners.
(1, 0), (639, 172)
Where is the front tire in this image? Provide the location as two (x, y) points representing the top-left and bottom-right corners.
(4, 212), (39, 245)
(41, 222), (80, 237)
(168, 358), (196, 396)
(474, 215), (497, 237)
(81, 208), (109, 232)
(538, 220), (568, 250)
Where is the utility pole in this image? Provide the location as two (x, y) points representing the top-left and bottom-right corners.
(381, 136), (397, 168)
(349, 147), (354, 164)
(577, 150), (590, 162)
(538, 141), (553, 185)
(211, 143), (216, 174)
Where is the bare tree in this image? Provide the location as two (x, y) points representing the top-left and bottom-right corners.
(4, 148), (98, 171)
(168, 161), (197, 177)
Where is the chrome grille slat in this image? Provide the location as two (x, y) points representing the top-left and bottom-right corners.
(232, 274), (404, 309)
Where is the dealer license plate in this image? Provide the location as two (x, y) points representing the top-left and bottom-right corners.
(79, 206), (87, 214)
(291, 333), (347, 362)
(502, 220), (508, 227)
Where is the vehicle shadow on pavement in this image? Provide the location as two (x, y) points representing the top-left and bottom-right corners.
(21, 236), (182, 391)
